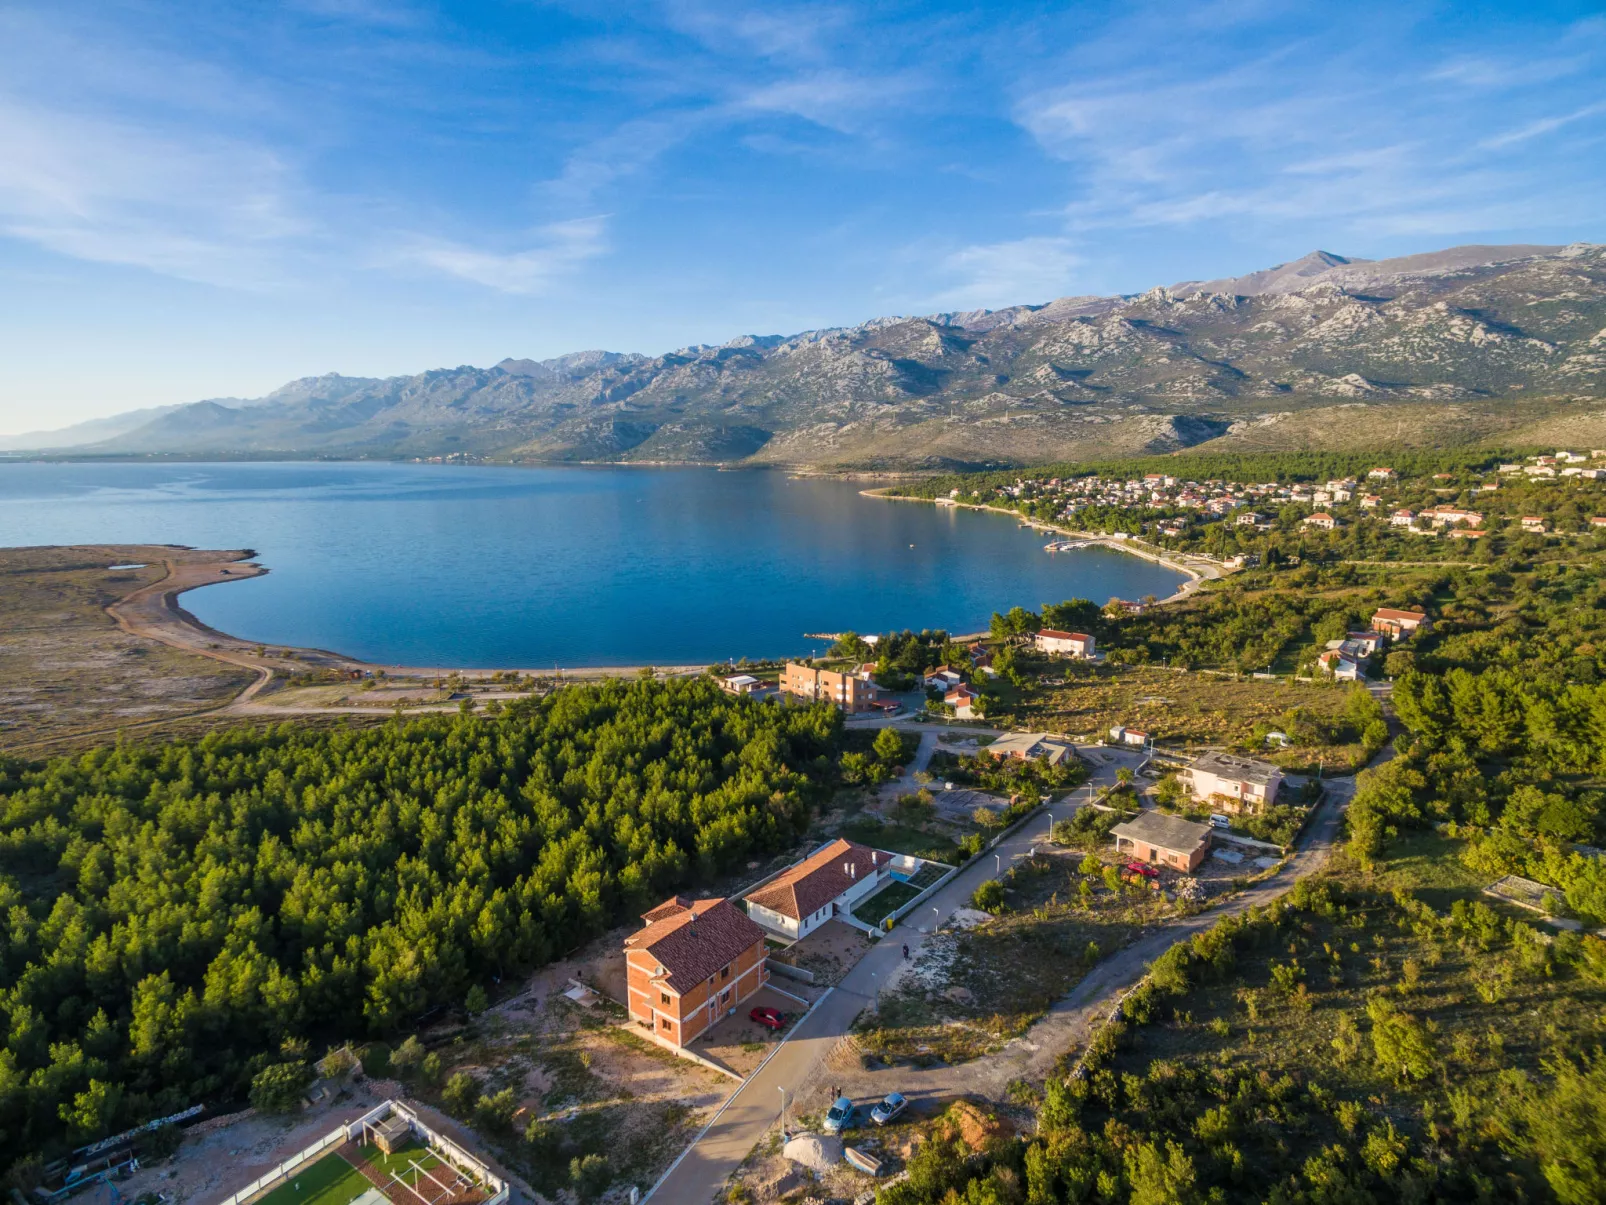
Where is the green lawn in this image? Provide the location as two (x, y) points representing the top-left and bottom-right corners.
(850, 879), (924, 927)
(255, 1152), (371, 1205)
(350, 1140), (449, 1184)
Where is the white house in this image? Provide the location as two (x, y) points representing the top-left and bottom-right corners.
(922, 666), (966, 691)
(945, 684), (981, 719)
(1035, 629), (1096, 658)
(1181, 751), (1284, 813)
(743, 839), (902, 940)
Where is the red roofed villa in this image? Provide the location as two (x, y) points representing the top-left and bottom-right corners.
(1371, 607), (1431, 640)
(625, 896), (769, 1048)
(744, 838), (897, 940)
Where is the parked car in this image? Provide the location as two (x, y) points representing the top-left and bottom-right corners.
(870, 1092), (907, 1126)
(1123, 861), (1160, 879)
(823, 1096), (856, 1134)
(1209, 813), (1231, 829)
(749, 1006), (788, 1031)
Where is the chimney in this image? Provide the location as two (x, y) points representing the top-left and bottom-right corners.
(850, 863), (856, 879)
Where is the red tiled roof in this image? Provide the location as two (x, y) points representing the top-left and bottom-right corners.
(625, 897), (765, 996)
(745, 838), (885, 922)
(642, 896), (694, 923)
(1039, 629), (1092, 641)
(1372, 608), (1427, 621)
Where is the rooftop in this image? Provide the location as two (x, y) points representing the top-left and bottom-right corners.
(1188, 750), (1282, 785)
(744, 838), (888, 922)
(987, 732), (1077, 765)
(1110, 810), (1212, 855)
(626, 897), (765, 994)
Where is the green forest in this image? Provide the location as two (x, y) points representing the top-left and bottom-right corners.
(0, 678), (839, 1164)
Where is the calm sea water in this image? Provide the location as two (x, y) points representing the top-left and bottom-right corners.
(0, 462), (1184, 667)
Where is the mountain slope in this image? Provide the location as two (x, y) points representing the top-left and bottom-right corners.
(13, 242), (1605, 468)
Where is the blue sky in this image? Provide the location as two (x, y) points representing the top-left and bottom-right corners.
(1, 0), (1603, 432)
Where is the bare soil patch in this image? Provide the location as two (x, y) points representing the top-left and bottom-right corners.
(0, 545), (256, 751)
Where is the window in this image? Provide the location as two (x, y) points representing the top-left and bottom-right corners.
(660, 992), (670, 1005)
(720, 988), (731, 1004)
(660, 1018), (670, 1030)
(721, 964), (731, 980)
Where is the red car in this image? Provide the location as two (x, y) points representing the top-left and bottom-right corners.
(750, 1006), (789, 1031)
(1124, 861), (1160, 879)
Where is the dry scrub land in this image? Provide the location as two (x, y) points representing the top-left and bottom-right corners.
(1007, 664), (1370, 771)
(0, 545), (254, 752)
(858, 850), (1173, 1066)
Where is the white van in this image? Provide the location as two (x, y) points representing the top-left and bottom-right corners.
(1209, 813), (1232, 830)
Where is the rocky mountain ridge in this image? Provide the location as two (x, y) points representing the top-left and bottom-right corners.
(11, 242), (1606, 468)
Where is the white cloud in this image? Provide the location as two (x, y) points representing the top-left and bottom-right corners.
(737, 70), (914, 134)
(926, 237), (1081, 310)
(1010, 26), (1606, 243)
(1478, 101), (1606, 150)
(386, 216), (610, 293)
(0, 96), (308, 287)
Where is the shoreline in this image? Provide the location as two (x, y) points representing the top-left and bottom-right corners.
(858, 488), (1226, 605)
(78, 483), (1223, 727)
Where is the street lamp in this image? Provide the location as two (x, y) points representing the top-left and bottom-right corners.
(778, 1086), (787, 1136)
(931, 905), (939, 932)
(994, 853), (1002, 875)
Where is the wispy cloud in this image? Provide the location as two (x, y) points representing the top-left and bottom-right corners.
(0, 96), (308, 287)
(736, 69), (916, 134)
(385, 217), (610, 293)
(1010, 13), (1606, 244)
(925, 236), (1081, 310)
(1479, 101), (1606, 150)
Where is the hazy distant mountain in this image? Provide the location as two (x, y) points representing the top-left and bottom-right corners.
(10, 242), (1605, 468)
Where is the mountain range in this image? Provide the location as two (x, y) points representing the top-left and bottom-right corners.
(9, 242), (1606, 469)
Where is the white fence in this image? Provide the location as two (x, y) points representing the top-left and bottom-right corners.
(211, 1099), (508, 1205)
(211, 1125), (347, 1205)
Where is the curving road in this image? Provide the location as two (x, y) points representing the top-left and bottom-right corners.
(644, 757), (1361, 1205)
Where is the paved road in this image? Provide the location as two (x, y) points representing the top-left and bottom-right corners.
(647, 748), (1134, 1205)
(647, 752), (1362, 1205)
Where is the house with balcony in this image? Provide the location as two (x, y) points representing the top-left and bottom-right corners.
(1180, 751), (1283, 814)
(625, 897), (769, 1049)
(1035, 629), (1097, 658)
(782, 662), (875, 712)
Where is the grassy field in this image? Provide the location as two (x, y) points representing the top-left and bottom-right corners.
(858, 852), (1171, 1064)
(0, 545), (254, 752)
(256, 1152), (371, 1205)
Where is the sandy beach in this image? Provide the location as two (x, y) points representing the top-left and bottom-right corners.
(858, 488), (1227, 604)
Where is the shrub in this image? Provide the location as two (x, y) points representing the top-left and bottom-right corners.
(442, 1071), (481, 1116)
(475, 1087), (519, 1132)
(249, 1062), (313, 1114)
(972, 879), (1006, 914)
(571, 1153), (611, 1200)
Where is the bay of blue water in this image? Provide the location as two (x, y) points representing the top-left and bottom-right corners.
(0, 462), (1184, 667)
